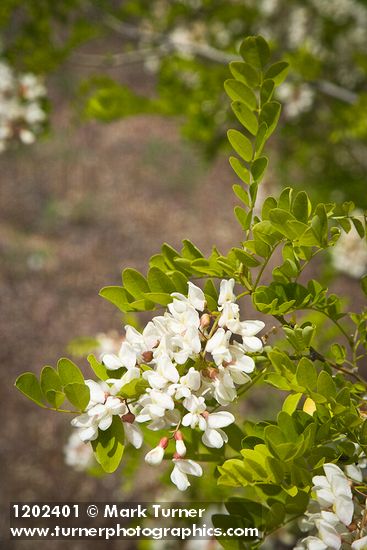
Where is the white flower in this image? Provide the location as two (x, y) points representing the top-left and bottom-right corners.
(0, 61), (46, 152)
(145, 437), (169, 465)
(170, 459), (203, 491)
(144, 354), (179, 389)
(19, 129), (35, 144)
(175, 439), (187, 457)
(103, 323), (158, 370)
(295, 535), (328, 549)
(238, 321), (265, 352)
(182, 395), (207, 429)
(145, 409), (181, 431)
(331, 219), (367, 279)
(352, 535), (367, 549)
(71, 396), (126, 442)
(315, 517), (342, 550)
(201, 411), (235, 449)
(171, 281), (206, 311)
(218, 302), (241, 331)
(345, 463), (363, 482)
(135, 389), (175, 423)
(218, 278), (236, 306)
(212, 366), (237, 405)
(124, 422), (143, 448)
(63, 431), (94, 471)
(312, 463), (354, 525)
(85, 379), (109, 409)
(169, 367), (201, 399)
(205, 328), (232, 366)
(171, 326), (201, 364)
(167, 299), (200, 334)
(227, 342), (255, 383)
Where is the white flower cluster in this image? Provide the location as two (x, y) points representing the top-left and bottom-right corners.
(70, 279), (265, 491)
(331, 216), (367, 279)
(0, 61), (46, 152)
(295, 463), (367, 550)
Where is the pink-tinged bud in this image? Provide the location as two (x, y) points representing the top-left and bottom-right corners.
(142, 350), (153, 363)
(159, 437), (169, 449)
(201, 411), (209, 420)
(175, 439), (186, 457)
(174, 431), (186, 457)
(121, 412), (135, 424)
(145, 445), (165, 466)
(200, 313), (211, 329)
(174, 430), (183, 441)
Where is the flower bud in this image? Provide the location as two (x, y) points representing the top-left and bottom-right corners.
(174, 431), (186, 457)
(145, 446), (164, 465)
(200, 313), (211, 329)
(142, 350), (153, 363)
(121, 412), (135, 424)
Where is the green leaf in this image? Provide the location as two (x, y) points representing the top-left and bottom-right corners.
(317, 371), (336, 399)
(352, 217), (365, 238)
(224, 79), (257, 110)
(92, 416), (125, 473)
(58, 358), (85, 386)
(260, 79), (275, 105)
(118, 378), (149, 399)
(265, 61), (289, 85)
(251, 157), (268, 182)
(296, 358), (317, 390)
(181, 239), (203, 260)
(259, 102), (281, 137)
(232, 247), (260, 267)
(99, 286), (132, 313)
(64, 382), (90, 410)
(204, 279), (219, 310)
(227, 130), (253, 162)
(282, 393), (302, 414)
(254, 122), (268, 157)
(122, 268), (149, 299)
(147, 267), (175, 294)
(234, 206), (251, 230)
(15, 372), (46, 408)
(45, 390), (65, 409)
(231, 101), (259, 136)
(229, 61), (260, 88)
(229, 157), (251, 184)
(218, 458), (251, 487)
(143, 292), (172, 306)
(232, 184), (250, 206)
(40, 366), (64, 408)
(292, 191), (311, 223)
(240, 36), (270, 69)
(87, 354), (109, 381)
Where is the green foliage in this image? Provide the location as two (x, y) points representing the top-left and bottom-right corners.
(91, 416), (125, 473)
(16, 358), (89, 411)
(14, 34), (367, 548)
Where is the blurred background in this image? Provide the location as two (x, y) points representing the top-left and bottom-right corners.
(1, 1), (367, 549)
